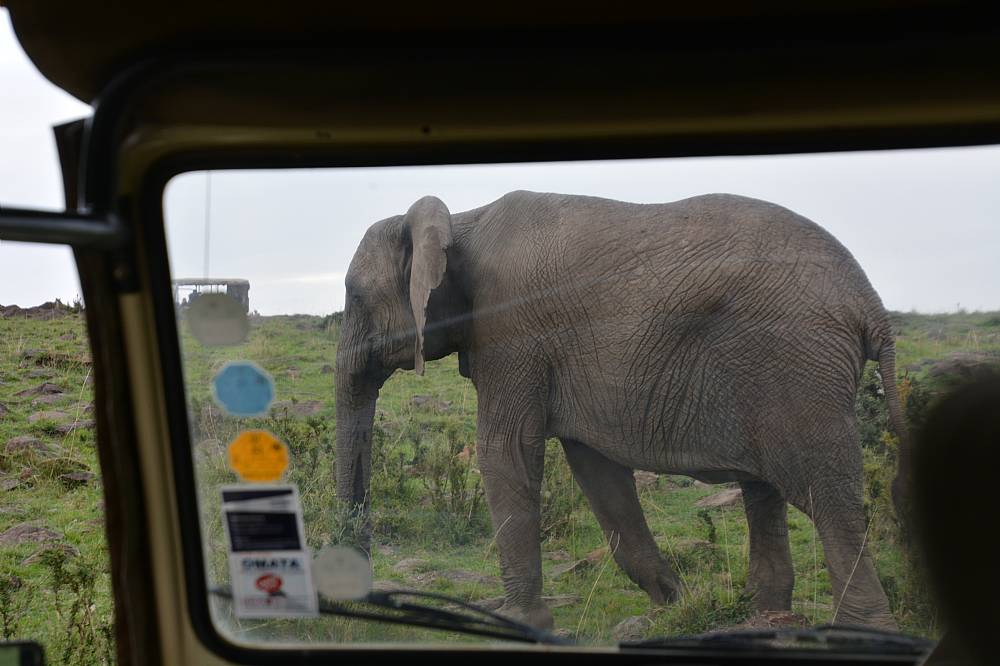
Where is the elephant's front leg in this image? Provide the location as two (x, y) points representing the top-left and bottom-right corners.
(476, 393), (552, 629)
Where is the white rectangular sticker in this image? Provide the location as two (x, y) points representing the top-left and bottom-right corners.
(221, 484), (318, 618)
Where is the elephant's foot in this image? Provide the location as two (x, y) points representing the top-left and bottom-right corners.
(497, 601), (554, 630)
(641, 566), (683, 606)
(831, 601), (898, 632)
(747, 586), (793, 614)
(745, 571), (794, 612)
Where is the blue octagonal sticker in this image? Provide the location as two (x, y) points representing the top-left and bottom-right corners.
(211, 361), (275, 417)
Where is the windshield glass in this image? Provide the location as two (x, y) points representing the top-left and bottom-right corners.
(161, 148), (1000, 650)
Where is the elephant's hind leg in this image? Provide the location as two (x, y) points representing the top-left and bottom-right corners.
(560, 439), (682, 605)
(777, 417), (896, 630)
(740, 480), (794, 611)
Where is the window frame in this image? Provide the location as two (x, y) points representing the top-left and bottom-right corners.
(80, 48), (1000, 664)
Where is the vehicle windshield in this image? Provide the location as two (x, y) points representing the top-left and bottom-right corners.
(160, 149), (999, 651)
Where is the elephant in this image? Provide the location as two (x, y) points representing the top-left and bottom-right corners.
(335, 190), (908, 631)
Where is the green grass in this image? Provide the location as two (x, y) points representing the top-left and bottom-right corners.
(0, 312), (112, 664)
(4, 308), (1000, 659)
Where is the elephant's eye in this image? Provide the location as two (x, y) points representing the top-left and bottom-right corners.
(351, 293), (362, 306)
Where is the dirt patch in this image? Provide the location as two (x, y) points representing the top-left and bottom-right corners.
(271, 400), (324, 418)
(0, 523), (63, 546)
(14, 382), (64, 398)
(438, 569), (500, 587)
(27, 410), (71, 424)
(733, 610), (810, 630)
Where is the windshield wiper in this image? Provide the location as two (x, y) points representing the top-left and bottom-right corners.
(622, 624), (934, 655)
(209, 586), (571, 645)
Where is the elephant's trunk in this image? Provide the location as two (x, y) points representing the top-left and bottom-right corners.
(335, 360), (379, 551)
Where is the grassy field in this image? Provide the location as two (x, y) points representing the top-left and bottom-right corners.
(3, 306), (1000, 661)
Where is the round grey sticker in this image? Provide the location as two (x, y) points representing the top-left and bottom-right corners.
(312, 545), (372, 601)
(187, 293), (249, 346)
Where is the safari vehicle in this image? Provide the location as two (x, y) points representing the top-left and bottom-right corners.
(173, 279), (251, 314)
(2, 2), (1000, 665)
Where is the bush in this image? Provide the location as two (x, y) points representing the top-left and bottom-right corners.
(650, 587), (753, 636)
(540, 440), (585, 541)
(414, 425), (490, 544)
(855, 363), (890, 453)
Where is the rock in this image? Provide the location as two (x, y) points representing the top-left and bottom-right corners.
(14, 382), (64, 398)
(54, 420), (95, 435)
(733, 610), (810, 630)
(612, 615), (652, 641)
(371, 580), (402, 592)
(0, 523), (63, 546)
(26, 369), (53, 379)
(31, 394), (66, 406)
(544, 549), (572, 562)
(1, 478), (20, 491)
(585, 546), (610, 564)
(320, 364), (334, 374)
(59, 471), (97, 487)
(695, 488), (743, 509)
(693, 480), (713, 489)
(392, 558), (430, 574)
(634, 470), (659, 490)
(411, 395), (451, 412)
(439, 570), (499, 586)
(20, 542), (80, 566)
(549, 558), (590, 579)
(409, 572), (438, 586)
(545, 594), (581, 608)
(4, 436), (54, 456)
(28, 410), (70, 424)
(83, 404), (94, 415)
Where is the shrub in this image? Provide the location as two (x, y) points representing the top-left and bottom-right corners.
(540, 440), (585, 541)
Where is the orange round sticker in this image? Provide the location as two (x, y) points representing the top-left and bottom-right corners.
(227, 430), (289, 482)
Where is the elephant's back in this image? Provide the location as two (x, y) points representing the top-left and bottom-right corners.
(499, 191), (881, 313)
(470, 189), (885, 342)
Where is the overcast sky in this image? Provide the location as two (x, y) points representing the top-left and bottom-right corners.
(4, 9), (1000, 316)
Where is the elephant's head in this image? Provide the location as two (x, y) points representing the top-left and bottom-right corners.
(335, 196), (462, 543)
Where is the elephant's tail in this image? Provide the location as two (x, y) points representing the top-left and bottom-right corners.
(872, 331), (913, 526)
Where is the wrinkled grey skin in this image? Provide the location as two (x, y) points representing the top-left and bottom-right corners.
(336, 191), (908, 631)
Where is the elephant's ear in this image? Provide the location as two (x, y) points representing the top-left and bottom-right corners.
(404, 196), (453, 376)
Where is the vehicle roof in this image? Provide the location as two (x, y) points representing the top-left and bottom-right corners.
(172, 278), (249, 287)
(2, 1), (988, 103)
